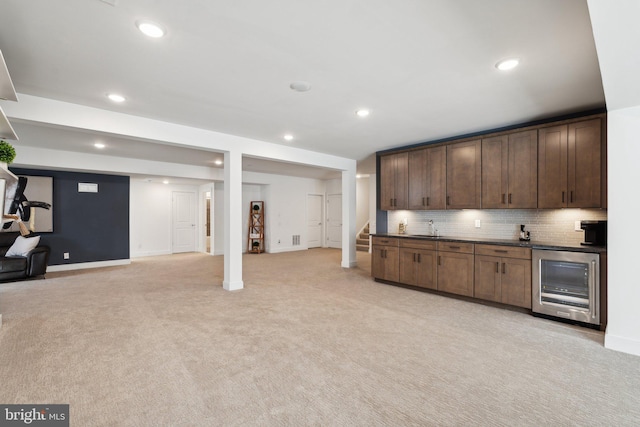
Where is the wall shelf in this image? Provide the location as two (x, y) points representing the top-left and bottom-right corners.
(0, 50), (18, 102)
(0, 106), (18, 140)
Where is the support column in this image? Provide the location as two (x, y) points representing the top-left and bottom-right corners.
(341, 166), (357, 268)
(223, 150), (244, 290)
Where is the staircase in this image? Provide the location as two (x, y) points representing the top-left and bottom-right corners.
(356, 223), (370, 252)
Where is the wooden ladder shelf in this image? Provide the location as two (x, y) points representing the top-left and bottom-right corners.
(247, 201), (264, 253)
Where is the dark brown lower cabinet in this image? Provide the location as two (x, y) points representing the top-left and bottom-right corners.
(436, 242), (474, 297)
(371, 237), (399, 282)
(474, 245), (532, 309)
(399, 240), (437, 290)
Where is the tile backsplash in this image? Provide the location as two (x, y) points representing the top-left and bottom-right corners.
(388, 209), (607, 245)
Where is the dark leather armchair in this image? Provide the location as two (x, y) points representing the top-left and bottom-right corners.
(0, 232), (50, 281)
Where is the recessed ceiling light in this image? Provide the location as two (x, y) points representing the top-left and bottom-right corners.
(94, 143), (105, 149)
(284, 134), (294, 141)
(107, 93), (126, 103)
(136, 20), (166, 38)
(214, 159), (223, 165)
(356, 109), (370, 118)
(495, 58), (520, 71)
(162, 180), (169, 185)
(290, 81), (311, 92)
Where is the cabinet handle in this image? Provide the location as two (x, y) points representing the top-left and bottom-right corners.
(494, 250), (508, 254)
(418, 253), (421, 263)
(422, 197), (425, 206)
(502, 263), (506, 274)
(449, 246), (461, 250)
(570, 191), (574, 203)
(496, 262), (499, 273)
(413, 253), (416, 262)
(390, 198), (393, 207)
(426, 197), (430, 206)
(438, 256), (441, 266)
(447, 196), (451, 205)
(562, 191), (565, 203)
(508, 193), (512, 204)
(501, 193), (506, 204)
(394, 198), (397, 207)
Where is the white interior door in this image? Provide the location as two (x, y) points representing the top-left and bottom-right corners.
(327, 194), (342, 249)
(172, 191), (197, 253)
(307, 194), (323, 248)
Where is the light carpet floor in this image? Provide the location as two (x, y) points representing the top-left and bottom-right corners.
(0, 249), (639, 426)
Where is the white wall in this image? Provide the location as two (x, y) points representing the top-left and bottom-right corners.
(356, 176), (370, 233)
(130, 180), (200, 257)
(603, 107), (640, 355)
(588, 0), (640, 356)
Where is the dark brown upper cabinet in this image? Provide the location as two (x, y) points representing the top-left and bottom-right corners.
(380, 152), (408, 210)
(446, 140), (481, 209)
(482, 130), (538, 209)
(538, 118), (602, 208)
(408, 146), (447, 210)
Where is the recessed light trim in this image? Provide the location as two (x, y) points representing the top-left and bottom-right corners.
(162, 180), (169, 185)
(284, 134), (294, 141)
(136, 20), (166, 38)
(94, 143), (105, 149)
(356, 109), (370, 118)
(290, 81), (311, 92)
(214, 159), (223, 165)
(496, 58), (520, 71)
(107, 93), (126, 103)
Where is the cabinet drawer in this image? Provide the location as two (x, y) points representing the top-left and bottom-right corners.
(400, 239), (437, 251)
(437, 241), (474, 254)
(475, 244), (531, 259)
(372, 236), (399, 247)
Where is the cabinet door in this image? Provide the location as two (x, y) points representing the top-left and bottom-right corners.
(437, 251), (474, 296)
(380, 154), (396, 210)
(400, 248), (437, 289)
(501, 257), (532, 308)
(481, 136), (508, 208)
(447, 140), (481, 209)
(380, 153), (408, 210)
(474, 255), (502, 302)
(372, 246), (399, 282)
(408, 149), (428, 209)
(394, 152), (409, 209)
(508, 130), (538, 209)
(409, 147), (447, 210)
(568, 119), (601, 208)
(427, 146), (447, 210)
(538, 125), (568, 208)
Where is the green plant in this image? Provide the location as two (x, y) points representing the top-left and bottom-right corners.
(0, 140), (16, 164)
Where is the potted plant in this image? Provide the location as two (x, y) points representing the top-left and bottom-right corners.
(0, 139), (16, 166)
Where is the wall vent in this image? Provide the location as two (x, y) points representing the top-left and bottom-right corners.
(292, 235), (301, 246)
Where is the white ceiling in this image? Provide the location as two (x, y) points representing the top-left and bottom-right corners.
(0, 0), (604, 179)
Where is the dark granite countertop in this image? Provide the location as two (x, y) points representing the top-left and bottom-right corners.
(371, 233), (607, 253)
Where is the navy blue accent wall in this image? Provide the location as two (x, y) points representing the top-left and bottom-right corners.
(375, 151), (388, 233)
(8, 168), (130, 265)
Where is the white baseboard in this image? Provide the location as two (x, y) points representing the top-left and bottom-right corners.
(47, 259), (131, 272)
(267, 246), (306, 254)
(605, 332), (640, 357)
(131, 250), (172, 258)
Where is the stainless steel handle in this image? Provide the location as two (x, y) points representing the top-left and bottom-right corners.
(589, 260), (598, 319)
